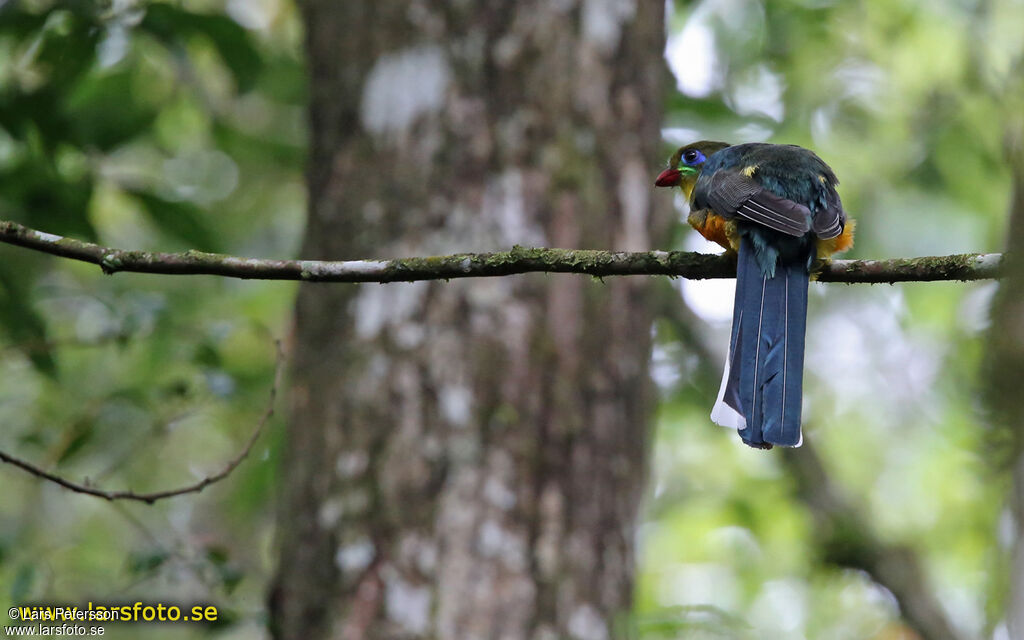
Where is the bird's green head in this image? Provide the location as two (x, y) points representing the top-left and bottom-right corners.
(654, 140), (731, 199)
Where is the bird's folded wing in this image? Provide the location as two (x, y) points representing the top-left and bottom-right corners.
(704, 171), (811, 237)
(810, 189), (845, 240)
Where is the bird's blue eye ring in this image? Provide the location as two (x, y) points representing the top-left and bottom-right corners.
(681, 149), (706, 166)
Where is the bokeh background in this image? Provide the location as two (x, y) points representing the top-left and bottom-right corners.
(0, 0), (1021, 638)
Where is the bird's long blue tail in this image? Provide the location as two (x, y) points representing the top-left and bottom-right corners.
(715, 239), (809, 448)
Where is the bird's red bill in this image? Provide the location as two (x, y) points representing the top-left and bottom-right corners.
(654, 168), (682, 187)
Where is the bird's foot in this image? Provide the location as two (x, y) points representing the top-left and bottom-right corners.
(809, 256), (833, 281)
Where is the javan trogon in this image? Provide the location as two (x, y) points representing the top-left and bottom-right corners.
(655, 142), (855, 449)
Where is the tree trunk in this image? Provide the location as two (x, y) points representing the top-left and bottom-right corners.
(989, 127), (1024, 637)
(270, 2), (666, 639)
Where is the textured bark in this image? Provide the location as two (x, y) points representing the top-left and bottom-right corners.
(989, 129), (1024, 636)
(270, 2), (666, 639)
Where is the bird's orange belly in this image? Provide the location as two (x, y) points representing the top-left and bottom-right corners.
(690, 211), (735, 252)
(690, 211), (856, 258)
(816, 219), (856, 259)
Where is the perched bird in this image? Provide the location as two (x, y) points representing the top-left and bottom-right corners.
(655, 142), (855, 448)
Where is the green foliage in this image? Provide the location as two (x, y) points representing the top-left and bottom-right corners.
(648, 0), (1023, 636)
(0, 264), (57, 376)
(140, 4), (264, 93)
(127, 189), (222, 252)
(125, 548), (171, 577)
(64, 69), (160, 151)
(0, 1), (305, 637)
(9, 564), (35, 603)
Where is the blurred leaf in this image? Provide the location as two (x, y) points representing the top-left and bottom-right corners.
(206, 606), (239, 630)
(212, 119), (304, 167)
(194, 341), (222, 368)
(254, 54), (307, 104)
(126, 549), (170, 577)
(206, 545), (243, 594)
(9, 563), (35, 602)
(140, 4), (262, 93)
(0, 88), (69, 152)
(163, 378), (192, 399)
(666, 93), (741, 123)
(0, 264), (56, 378)
(0, 6), (48, 38)
(64, 69), (158, 151)
(35, 11), (100, 86)
(0, 153), (96, 240)
(127, 188), (222, 252)
(54, 416), (96, 465)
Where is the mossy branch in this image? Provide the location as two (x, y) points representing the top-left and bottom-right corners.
(0, 220), (1004, 284)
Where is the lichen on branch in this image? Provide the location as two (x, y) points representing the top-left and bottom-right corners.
(0, 220), (1004, 284)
